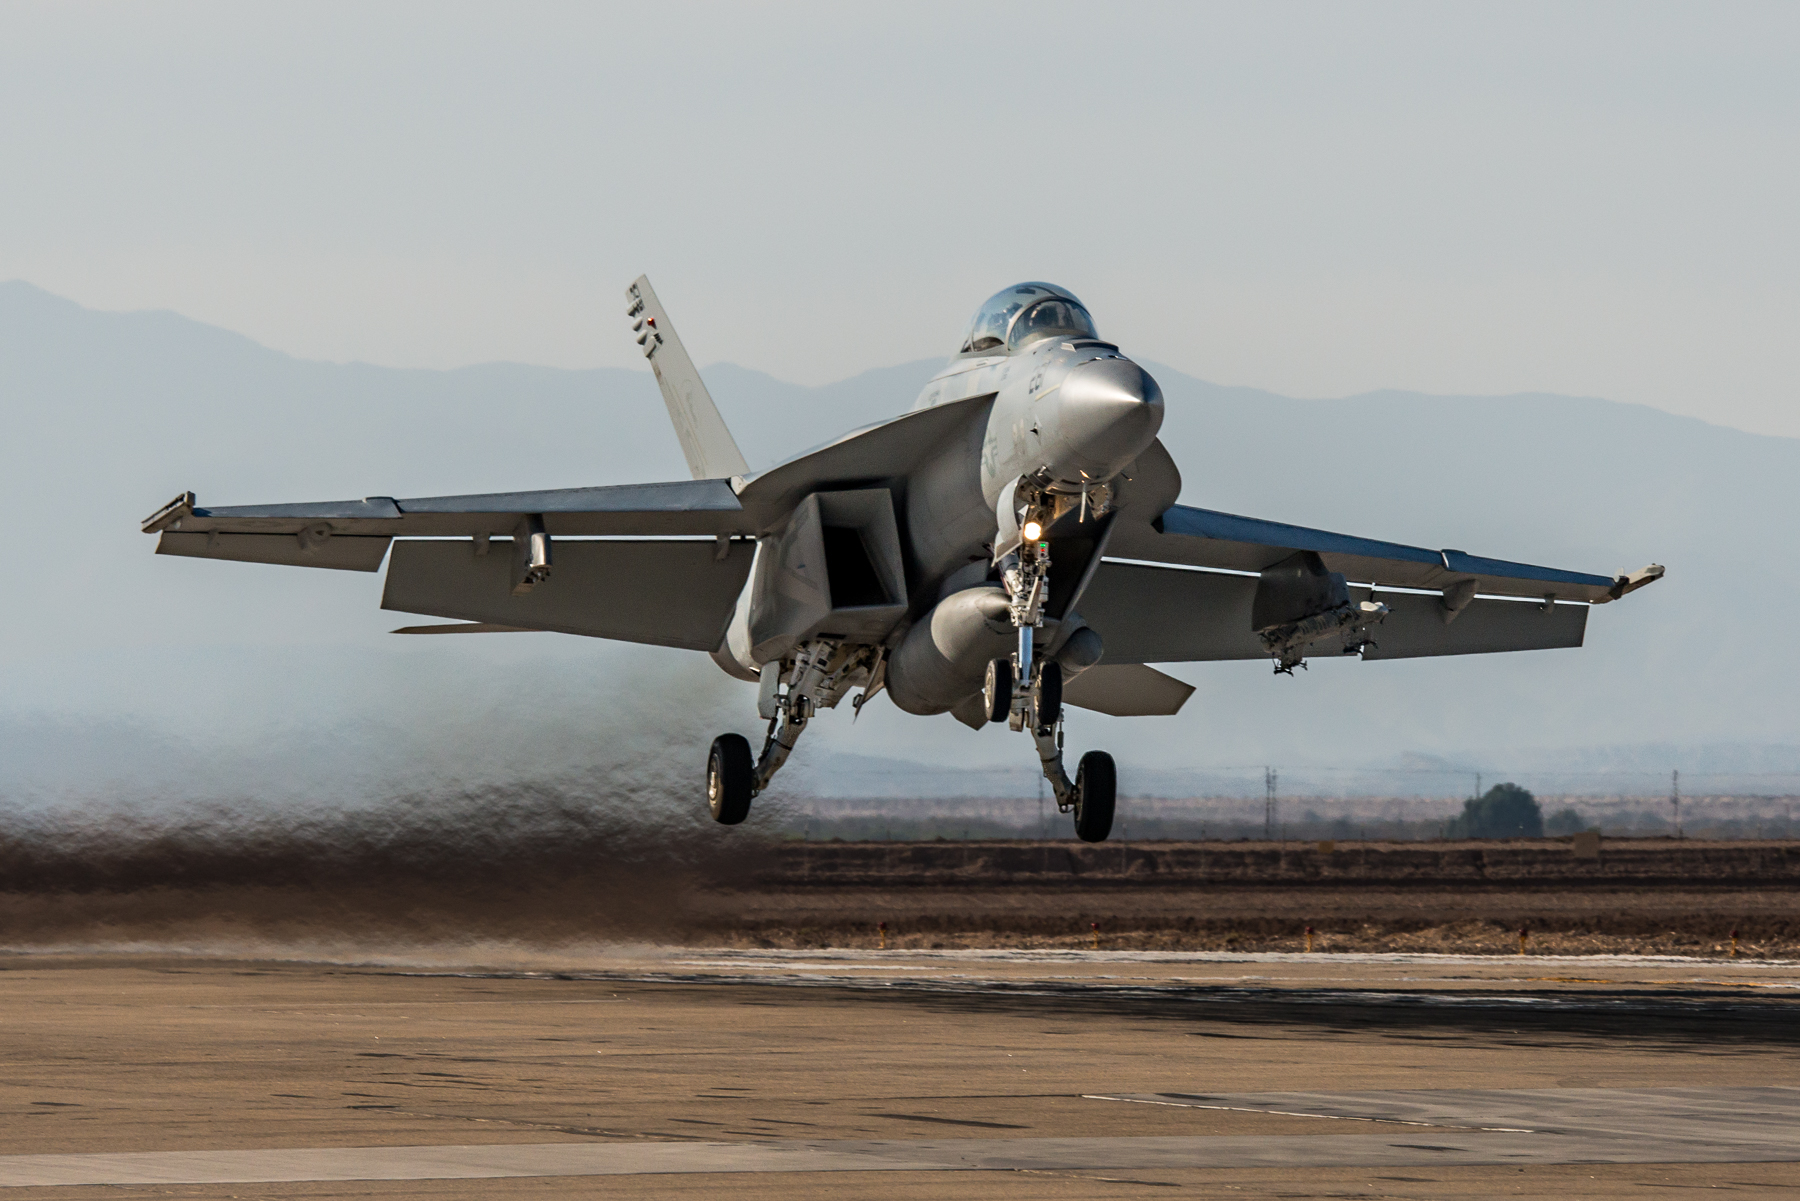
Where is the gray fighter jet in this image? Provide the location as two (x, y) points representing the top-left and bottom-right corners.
(142, 279), (1663, 841)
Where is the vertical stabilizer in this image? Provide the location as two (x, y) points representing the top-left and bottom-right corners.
(626, 276), (750, 481)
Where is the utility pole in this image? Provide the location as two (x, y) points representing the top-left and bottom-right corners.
(1671, 769), (1681, 839)
(1264, 767), (1278, 840)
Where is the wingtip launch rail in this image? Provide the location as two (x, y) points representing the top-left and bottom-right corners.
(140, 276), (1664, 843)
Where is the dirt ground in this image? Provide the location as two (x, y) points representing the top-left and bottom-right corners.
(3, 882), (1795, 960)
(690, 917), (1795, 959)
(693, 883), (1800, 956)
(3, 838), (1797, 960)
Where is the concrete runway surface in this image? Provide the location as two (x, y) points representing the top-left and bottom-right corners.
(4, 949), (1800, 1198)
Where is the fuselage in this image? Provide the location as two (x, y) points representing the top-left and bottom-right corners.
(905, 335), (1164, 590)
(714, 283), (1164, 720)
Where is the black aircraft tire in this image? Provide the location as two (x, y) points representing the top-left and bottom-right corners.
(983, 659), (1013, 724)
(1073, 750), (1116, 843)
(707, 734), (755, 825)
(1037, 661), (1062, 731)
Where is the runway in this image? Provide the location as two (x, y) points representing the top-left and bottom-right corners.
(7, 1087), (1800, 1185)
(3, 949), (1798, 1197)
(543, 943), (1800, 995)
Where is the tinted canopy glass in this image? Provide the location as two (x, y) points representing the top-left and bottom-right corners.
(1007, 297), (1098, 349)
(959, 283), (1096, 354)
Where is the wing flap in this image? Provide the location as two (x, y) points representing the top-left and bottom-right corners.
(380, 538), (753, 651)
(157, 531), (392, 572)
(1109, 504), (1623, 604)
(1075, 562), (1265, 664)
(1063, 664), (1195, 717)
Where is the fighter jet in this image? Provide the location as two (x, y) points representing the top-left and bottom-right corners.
(142, 278), (1663, 841)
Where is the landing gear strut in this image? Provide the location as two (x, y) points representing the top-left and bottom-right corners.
(1002, 531), (1114, 841)
(706, 640), (879, 825)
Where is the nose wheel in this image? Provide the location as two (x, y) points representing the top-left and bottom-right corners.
(1072, 750), (1116, 842)
(1024, 679), (1116, 841)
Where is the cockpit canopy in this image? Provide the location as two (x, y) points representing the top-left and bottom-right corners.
(958, 282), (1099, 355)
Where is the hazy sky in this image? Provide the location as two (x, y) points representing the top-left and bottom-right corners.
(3, 2), (1797, 435)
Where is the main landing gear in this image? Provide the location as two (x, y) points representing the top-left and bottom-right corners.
(706, 734), (754, 825)
(996, 533), (1116, 843)
(705, 640), (880, 826)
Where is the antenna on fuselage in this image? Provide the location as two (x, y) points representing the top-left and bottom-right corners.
(626, 276), (750, 481)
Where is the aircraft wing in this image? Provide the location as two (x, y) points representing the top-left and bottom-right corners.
(1075, 560), (1592, 665)
(144, 389), (998, 575)
(1108, 503), (1660, 604)
(143, 479), (754, 572)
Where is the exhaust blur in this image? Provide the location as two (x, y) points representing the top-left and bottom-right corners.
(0, 649), (786, 958)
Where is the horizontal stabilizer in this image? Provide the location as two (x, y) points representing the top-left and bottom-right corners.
(1062, 664), (1195, 717)
(390, 623), (535, 634)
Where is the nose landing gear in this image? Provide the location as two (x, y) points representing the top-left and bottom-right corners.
(1002, 536), (1116, 842)
(1072, 750), (1116, 843)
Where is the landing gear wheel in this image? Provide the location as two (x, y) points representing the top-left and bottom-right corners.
(983, 659), (1013, 724)
(1036, 661), (1062, 731)
(1072, 750), (1115, 843)
(706, 734), (754, 825)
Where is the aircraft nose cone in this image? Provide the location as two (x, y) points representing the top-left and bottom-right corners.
(1051, 358), (1165, 480)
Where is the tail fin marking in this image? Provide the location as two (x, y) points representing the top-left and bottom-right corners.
(626, 276), (750, 481)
